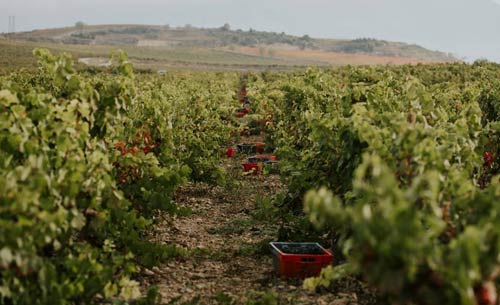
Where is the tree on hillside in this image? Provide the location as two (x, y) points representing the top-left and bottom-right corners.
(221, 23), (231, 31)
(75, 21), (86, 33)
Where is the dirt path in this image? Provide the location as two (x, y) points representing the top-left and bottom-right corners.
(139, 136), (377, 304)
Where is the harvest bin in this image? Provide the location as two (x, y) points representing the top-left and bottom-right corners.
(243, 156), (277, 174)
(242, 162), (261, 174)
(264, 160), (279, 174)
(226, 147), (236, 158)
(237, 142), (266, 154)
(270, 242), (333, 278)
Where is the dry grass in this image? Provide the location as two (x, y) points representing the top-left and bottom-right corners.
(231, 46), (429, 66)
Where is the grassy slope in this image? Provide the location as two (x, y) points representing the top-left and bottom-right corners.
(0, 41), (39, 72)
(0, 40), (317, 73)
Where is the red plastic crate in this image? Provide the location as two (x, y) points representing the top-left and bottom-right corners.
(242, 162), (261, 174)
(270, 242), (333, 278)
(255, 142), (265, 153)
(226, 147), (236, 158)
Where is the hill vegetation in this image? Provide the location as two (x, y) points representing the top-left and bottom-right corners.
(0, 24), (457, 70)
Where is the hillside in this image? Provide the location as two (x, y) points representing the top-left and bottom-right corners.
(0, 24), (458, 71)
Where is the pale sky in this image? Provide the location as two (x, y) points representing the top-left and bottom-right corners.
(1, 0), (500, 61)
